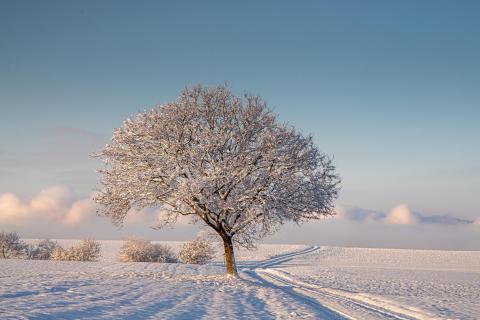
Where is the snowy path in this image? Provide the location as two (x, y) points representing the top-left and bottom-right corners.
(1, 242), (479, 319)
(241, 245), (479, 320)
(243, 247), (436, 320)
(246, 267), (432, 319)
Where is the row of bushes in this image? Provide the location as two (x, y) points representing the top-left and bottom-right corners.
(118, 237), (215, 264)
(118, 238), (177, 263)
(0, 232), (101, 261)
(0, 232), (215, 265)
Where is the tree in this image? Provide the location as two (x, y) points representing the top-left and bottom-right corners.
(179, 237), (216, 265)
(26, 239), (59, 260)
(51, 239), (101, 261)
(94, 85), (340, 276)
(0, 231), (26, 259)
(118, 237), (177, 263)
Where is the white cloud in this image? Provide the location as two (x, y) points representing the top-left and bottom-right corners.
(0, 186), (195, 230)
(335, 204), (474, 226)
(0, 186), (95, 226)
(0, 193), (27, 220)
(384, 204), (418, 225)
(332, 205), (384, 222)
(64, 198), (98, 225)
(2, 187), (475, 243)
(29, 186), (72, 219)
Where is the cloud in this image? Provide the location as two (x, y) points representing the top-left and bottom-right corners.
(0, 186), (94, 226)
(339, 206), (383, 222)
(0, 193), (26, 220)
(335, 204), (474, 226)
(384, 204), (418, 225)
(2, 186), (476, 243)
(420, 215), (472, 225)
(0, 186), (195, 231)
(64, 198), (98, 225)
(29, 186), (72, 215)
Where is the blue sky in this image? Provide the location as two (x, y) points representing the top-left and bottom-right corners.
(1, 1), (479, 248)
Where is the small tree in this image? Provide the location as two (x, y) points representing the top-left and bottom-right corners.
(26, 239), (59, 260)
(75, 239), (101, 261)
(51, 239), (101, 261)
(0, 231), (26, 259)
(148, 242), (177, 263)
(51, 246), (76, 261)
(118, 237), (177, 263)
(179, 238), (215, 265)
(94, 85), (340, 275)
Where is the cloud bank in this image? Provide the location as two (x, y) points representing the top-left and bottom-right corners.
(334, 204), (475, 226)
(0, 186), (193, 233)
(0, 186), (95, 226)
(384, 205), (419, 225)
(0, 186), (477, 243)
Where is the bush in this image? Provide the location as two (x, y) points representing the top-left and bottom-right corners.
(118, 238), (177, 263)
(179, 238), (215, 265)
(75, 239), (101, 261)
(26, 239), (59, 260)
(51, 246), (74, 261)
(0, 231), (27, 259)
(51, 238), (101, 262)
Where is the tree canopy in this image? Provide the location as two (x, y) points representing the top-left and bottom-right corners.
(94, 85), (340, 275)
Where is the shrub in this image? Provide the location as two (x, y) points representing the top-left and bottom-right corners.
(118, 238), (177, 263)
(178, 238), (215, 265)
(149, 243), (177, 263)
(0, 231), (27, 259)
(51, 238), (101, 261)
(51, 246), (76, 261)
(26, 239), (60, 260)
(75, 239), (101, 261)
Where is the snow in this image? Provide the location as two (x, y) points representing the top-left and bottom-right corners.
(254, 246), (480, 319)
(1, 240), (479, 319)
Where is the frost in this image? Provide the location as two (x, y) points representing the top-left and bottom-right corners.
(178, 237), (215, 265)
(51, 238), (101, 262)
(0, 231), (26, 259)
(26, 239), (59, 260)
(118, 237), (177, 263)
(94, 84), (340, 274)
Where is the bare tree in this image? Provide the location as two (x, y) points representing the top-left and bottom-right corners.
(26, 239), (60, 260)
(51, 239), (101, 262)
(0, 231), (26, 259)
(94, 85), (340, 276)
(179, 237), (216, 265)
(118, 237), (177, 263)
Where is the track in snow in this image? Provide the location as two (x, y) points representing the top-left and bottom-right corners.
(242, 246), (438, 320)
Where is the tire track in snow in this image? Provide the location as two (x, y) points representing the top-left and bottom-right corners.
(257, 270), (411, 320)
(244, 246), (438, 320)
(243, 269), (348, 320)
(251, 246), (321, 269)
(241, 246), (348, 319)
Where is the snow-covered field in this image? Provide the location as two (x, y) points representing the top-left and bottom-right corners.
(1, 240), (479, 319)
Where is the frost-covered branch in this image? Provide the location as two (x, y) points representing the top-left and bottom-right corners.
(94, 84), (340, 274)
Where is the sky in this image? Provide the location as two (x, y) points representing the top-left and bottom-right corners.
(1, 1), (479, 249)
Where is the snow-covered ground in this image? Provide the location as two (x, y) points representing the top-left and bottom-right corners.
(1, 240), (479, 319)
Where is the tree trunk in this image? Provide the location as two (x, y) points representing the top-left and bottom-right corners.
(221, 234), (238, 276)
